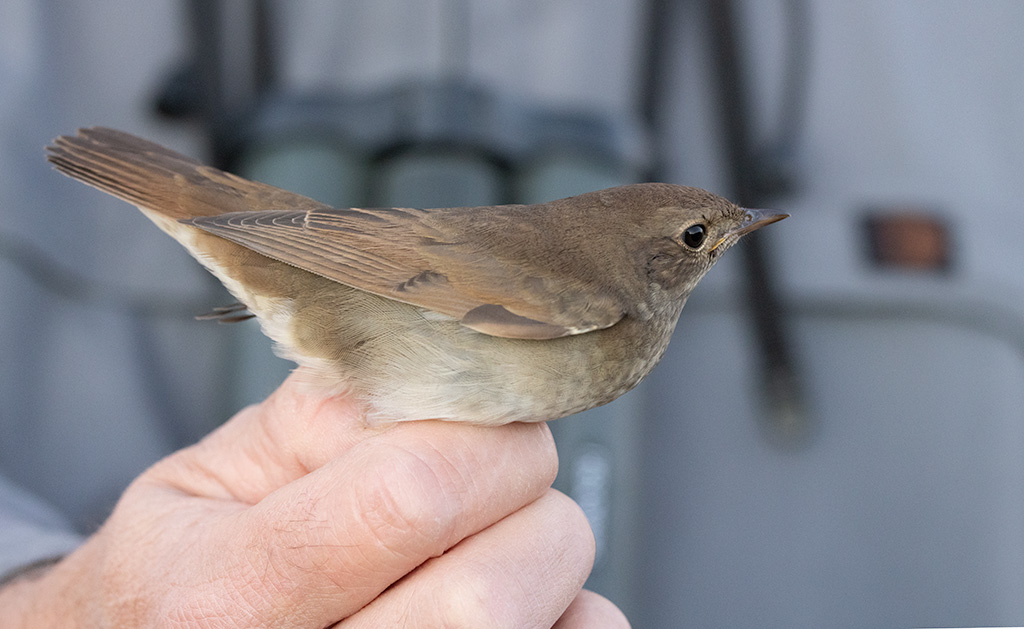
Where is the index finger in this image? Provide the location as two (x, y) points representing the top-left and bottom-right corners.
(228, 415), (558, 625)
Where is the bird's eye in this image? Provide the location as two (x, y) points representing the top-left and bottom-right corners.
(681, 224), (707, 249)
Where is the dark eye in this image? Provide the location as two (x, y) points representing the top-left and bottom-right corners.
(681, 224), (707, 249)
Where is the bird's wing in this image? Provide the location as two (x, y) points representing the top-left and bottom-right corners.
(186, 207), (627, 339)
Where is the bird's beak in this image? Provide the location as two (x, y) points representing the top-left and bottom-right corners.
(710, 208), (789, 251)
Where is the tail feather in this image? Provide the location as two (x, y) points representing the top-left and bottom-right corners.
(46, 127), (329, 221)
(47, 127), (208, 219)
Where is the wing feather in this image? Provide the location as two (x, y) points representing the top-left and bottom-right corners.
(187, 206), (627, 339)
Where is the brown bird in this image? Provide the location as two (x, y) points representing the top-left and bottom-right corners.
(46, 127), (786, 425)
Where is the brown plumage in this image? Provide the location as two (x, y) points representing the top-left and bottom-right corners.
(46, 127), (786, 425)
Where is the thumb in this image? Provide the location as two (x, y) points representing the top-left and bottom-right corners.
(147, 369), (376, 503)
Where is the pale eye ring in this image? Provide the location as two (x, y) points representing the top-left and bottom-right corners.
(681, 224), (707, 249)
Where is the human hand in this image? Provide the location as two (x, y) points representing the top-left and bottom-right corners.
(0, 372), (629, 627)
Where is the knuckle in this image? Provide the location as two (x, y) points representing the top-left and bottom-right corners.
(351, 443), (463, 555)
(431, 569), (521, 629)
(551, 489), (596, 559)
(531, 422), (559, 484)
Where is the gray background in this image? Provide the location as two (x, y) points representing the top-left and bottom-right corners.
(2, 1), (1023, 627)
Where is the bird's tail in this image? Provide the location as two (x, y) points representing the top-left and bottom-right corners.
(45, 127), (327, 223)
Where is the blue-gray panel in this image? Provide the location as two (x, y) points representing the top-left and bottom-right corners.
(633, 304), (1024, 628)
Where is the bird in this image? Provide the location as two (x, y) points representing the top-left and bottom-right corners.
(46, 127), (787, 425)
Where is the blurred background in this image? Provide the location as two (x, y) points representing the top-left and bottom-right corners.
(2, 1), (1024, 626)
